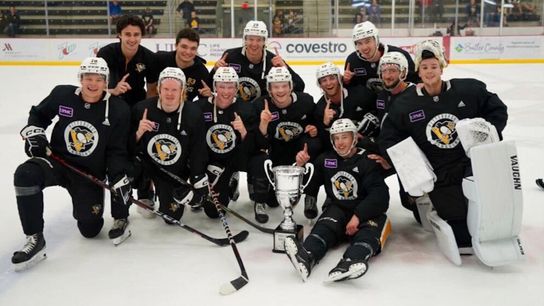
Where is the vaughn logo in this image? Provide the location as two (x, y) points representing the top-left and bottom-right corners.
(510, 155), (521, 190)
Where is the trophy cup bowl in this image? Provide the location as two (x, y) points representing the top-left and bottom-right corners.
(265, 160), (314, 253)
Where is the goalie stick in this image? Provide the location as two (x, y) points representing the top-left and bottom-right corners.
(48, 152), (248, 247)
(156, 165), (275, 234)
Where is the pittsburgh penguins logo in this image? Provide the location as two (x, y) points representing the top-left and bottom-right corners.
(237, 77), (261, 102)
(64, 120), (99, 157)
(206, 124), (237, 154)
(426, 113), (460, 149)
(91, 204), (103, 216)
(330, 171), (358, 200)
(147, 134), (182, 165)
(186, 77), (196, 93)
(274, 122), (303, 142)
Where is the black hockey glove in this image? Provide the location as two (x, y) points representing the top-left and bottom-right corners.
(357, 112), (380, 137)
(112, 175), (132, 206)
(190, 174), (210, 209)
(366, 78), (384, 94)
(173, 184), (194, 206)
(20, 125), (50, 158)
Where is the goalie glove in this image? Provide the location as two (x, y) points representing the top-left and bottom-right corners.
(456, 118), (500, 158)
(20, 125), (50, 158)
(357, 112), (380, 137)
(112, 175), (132, 206)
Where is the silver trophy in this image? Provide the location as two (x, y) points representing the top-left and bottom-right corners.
(264, 160), (314, 253)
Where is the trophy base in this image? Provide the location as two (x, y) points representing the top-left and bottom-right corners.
(272, 224), (304, 253)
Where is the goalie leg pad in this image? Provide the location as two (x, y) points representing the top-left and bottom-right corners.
(415, 194), (433, 232)
(463, 140), (524, 267)
(427, 210), (462, 266)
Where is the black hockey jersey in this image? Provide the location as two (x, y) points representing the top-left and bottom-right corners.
(344, 44), (418, 91)
(379, 79), (508, 175)
(155, 51), (210, 102)
(97, 42), (159, 106)
(305, 149), (389, 221)
(209, 47), (305, 102)
(375, 83), (415, 135)
(131, 97), (208, 181)
(27, 85), (130, 179)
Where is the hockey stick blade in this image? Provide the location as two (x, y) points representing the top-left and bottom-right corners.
(536, 178), (544, 191)
(219, 274), (249, 295)
(219, 204), (275, 234)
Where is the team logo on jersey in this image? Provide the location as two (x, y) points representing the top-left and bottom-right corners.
(136, 63), (146, 72)
(64, 120), (99, 157)
(331, 171), (358, 200)
(206, 124), (237, 154)
(147, 134), (182, 165)
(91, 204), (103, 216)
(275, 122), (303, 142)
(186, 77), (196, 93)
(237, 77), (261, 102)
(426, 113), (460, 149)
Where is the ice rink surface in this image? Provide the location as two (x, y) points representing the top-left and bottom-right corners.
(0, 64), (543, 306)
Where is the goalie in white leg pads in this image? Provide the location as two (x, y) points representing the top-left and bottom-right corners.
(379, 40), (509, 265)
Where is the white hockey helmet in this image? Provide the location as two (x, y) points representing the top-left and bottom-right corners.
(243, 20), (268, 42)
(378, 51), (409, 81)
(213, 66), (239, 91)
(316, 62), (342, 86)
(78, 57), (109, 84)
(414, 39), (448, 71)
(352, 21), (380, 48)
(158, 67), (186, 91)
(266, 66), (292, 91)
(329, 118), (358, 157)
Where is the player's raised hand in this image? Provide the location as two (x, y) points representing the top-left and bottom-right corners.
(295, 143), (311, 167)
(323, 100), (337, 127)
(198, 80), (213, 97)
(231, 112), (247, 139)
(113, 73), (132, 96)
(136, 108), (155, 141)
(259, 99), (273, 136)
(214, 52), (228, 71)
(305, 124), (318, 138)
(271, 47), (286, 67)
(343, 63), (354, 84)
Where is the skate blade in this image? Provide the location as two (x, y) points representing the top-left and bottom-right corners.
(13, 249), (47, 272)
(284, 239), (308, 282)
(325, 263), (367, 283)
(112, 230), (132, 246)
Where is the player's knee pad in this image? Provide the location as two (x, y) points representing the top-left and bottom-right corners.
(463, 140), (524, 267)
(77, 217), (104, 238)
(14, 162), (44, 196)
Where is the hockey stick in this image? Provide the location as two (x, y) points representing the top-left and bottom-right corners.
(48, 152), (248, 247)
(157, 165), (275, 234)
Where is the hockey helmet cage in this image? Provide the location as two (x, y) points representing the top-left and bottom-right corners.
(378, 51), (409, 81)
(414, 39), (448, 71)
(79, 57), (109, 84)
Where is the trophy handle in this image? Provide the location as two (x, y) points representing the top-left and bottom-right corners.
(264, 159), (276, 190)
(301, 162), (314, 192)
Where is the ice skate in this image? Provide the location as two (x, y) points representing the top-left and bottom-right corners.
(12, 233), (47, 272)
(108, 218), (131, 246)
(284, 236), (314, 282)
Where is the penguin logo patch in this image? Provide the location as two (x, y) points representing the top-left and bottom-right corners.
(330, 171), (358, 200)
(91, 204), (103, 215)
(147, 134), (182, 165)
(206, 124), (237, 154)
(274, 122), (303, 142)
(426, 113), (459, 149)
(237, 77), (261, 102)
(64, 120), (99, 157)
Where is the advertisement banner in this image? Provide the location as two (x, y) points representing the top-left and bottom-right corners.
(450, 36), (544, 62)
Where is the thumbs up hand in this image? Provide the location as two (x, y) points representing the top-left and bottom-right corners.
(343, 63), (354, 84)
(136, 108), (155, 141)
(198, 80), (213, 97)
(231, 112), (247, 140)
(295, 143), (311, 167)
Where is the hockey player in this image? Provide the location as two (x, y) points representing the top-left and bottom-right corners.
(97, 14), (159, 105)
(209, 20), (305, 103)
(249, 66), (320, 223)
(131, 67), (208, 223)
(343, 21), (418, 93)
(285, 119), (390, 282)
(12, 57), (132, 270)
(379, 39), (508, 251)
(194, 67), (257, 218)
(155, 28), (212, 102)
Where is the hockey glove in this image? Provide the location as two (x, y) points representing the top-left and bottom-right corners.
(20, 125), (50, 158)
(357, 112), (380, 137)
(112, 175), (132, 206)
(366, 78), (384, 93)
(190, 174), (210, 209)
(173, 184), (194, 207)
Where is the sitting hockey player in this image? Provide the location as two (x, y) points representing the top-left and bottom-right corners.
(12, 57), (132, 270)
(379, 40), (509, 263)
(249, 66), (321, 223)
(285, 119), (390, 282)
(194, 67), (257, 218)
(131, 67), (208, 223)
(343, 21), (418, 93)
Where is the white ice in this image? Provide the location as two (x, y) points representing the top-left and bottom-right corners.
(0, 64), (542, 306)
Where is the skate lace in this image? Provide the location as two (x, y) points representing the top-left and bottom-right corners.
(255, 203), (266, 214)
(21, 235), (39, 253)
(112, 219), (127, 230)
